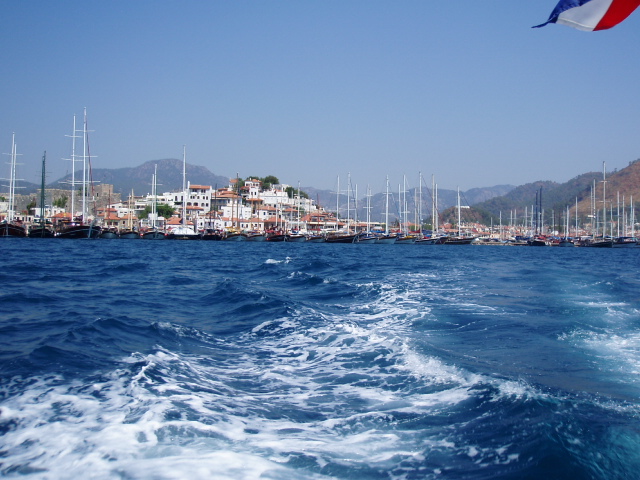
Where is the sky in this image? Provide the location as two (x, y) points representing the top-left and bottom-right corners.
(2, 1), (640, 195)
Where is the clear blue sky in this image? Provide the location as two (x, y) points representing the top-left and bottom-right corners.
(2, 1), (640, 194)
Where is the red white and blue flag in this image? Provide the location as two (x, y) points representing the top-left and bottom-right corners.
(535, 0), (640, 31)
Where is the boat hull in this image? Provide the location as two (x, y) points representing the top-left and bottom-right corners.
(325, 234), (357, 244)
(375, 235), (397, 244)
(395, 235), (417, 244)
(266, 234), (288, 242)
(1, 223), (27, 237)
(57, 225), (101, 239)
(415, 238), (438, 245)
(306, 235), (325, 243)
(142, 231), (166, 240)
(613, 237), (637, 248)
(444, 236), (476, 245)
(119, 230), (141, 239)
(99, 230), (119, 239)
(288, 234), (307, 242)
(223, 233), (247, 241)
(27, 227), (54, 238)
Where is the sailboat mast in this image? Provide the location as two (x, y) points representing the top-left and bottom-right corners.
(40, 151), (46, 226)
(82, 108), (88, 222)
(418, 172), (423, 236)
(457, 186), (461, 236)
(336, 175), (340, 229)
(385, 176), (389, 235)
(68, 115), (77, 221)
(431, 174), (435, 234)
(435, 182), (439, 233)
(182, 145), (187, 227)
(602, 161), (607, 238)
(152, 164), (157, 227)
(7, 133), (17, 223)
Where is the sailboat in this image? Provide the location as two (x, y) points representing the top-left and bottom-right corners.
(395, 176), (417, 244)
(444, 187), (476, 244)
(57, 110), (101, 238)
(584, 162), (613, 248)
(223, 174), (247, 241)
(375, 176), (396, 243)
(167, 146), (200, 239)
(28, 151), (55, 238)
(119, 190), (140, 239)
(557, 205), (574, 247)
(142, 164), (166, 239)
(1, 133), (27, 237)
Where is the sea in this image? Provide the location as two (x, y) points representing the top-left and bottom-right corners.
(1, 239), (639, 480)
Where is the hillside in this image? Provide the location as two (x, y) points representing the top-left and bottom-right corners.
(467, 160), (640, 226)
(53, 159), (230, 196)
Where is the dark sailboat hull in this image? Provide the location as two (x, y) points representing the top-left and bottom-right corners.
(28, 227), (55, 238)
(58, 225), (101, 239)
(0, 223), (27, 238)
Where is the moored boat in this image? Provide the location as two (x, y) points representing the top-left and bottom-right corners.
(142, 230), (166, 240)
(167, 146), (200, 240)
(581, 237), (614, 248)
(356, 232), (377, 244)
(395, 234), (417, 244)
(57, 222), (101, 239)
(266, 231), (288, 242)
(306, 234), (326, 243)
(99, 228), (119, 239)
(557, 238), (575, 247)
(1, 222), (26, 238)
(119, 229), (140, 239)
(415, 236), (439, 245)
(613, 236), (637, 248)
(28, 226), (55, 238)
(28, 151), (55, 238)
(444, 236), (476, 245)
(325, 232), (357, 243)
(287, 233), (306, 242)
(167, 225), (201, 240)
(223, 230), (247, 241)
(374, 234), (396, 244)
(201, 229), (223, 241)
(1, 134), (26, 238)
(246, 232), (266, 242)
(527, 235), (548, 247)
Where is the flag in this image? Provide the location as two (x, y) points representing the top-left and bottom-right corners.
(534, 0), (640, 31)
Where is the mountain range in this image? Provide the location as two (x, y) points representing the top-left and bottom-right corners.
(5, 158), (640, 225)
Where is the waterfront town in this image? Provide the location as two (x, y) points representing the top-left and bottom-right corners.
(1, 169), (639, 247)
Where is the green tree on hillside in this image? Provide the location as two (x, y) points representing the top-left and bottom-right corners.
(53, 196), (68, 209)
(139, 203), (175, 219)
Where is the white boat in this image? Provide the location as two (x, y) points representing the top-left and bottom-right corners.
(1, 133), (27, 237)
(142, 164), (166, 239)
(376, 176), (395, 244)
(167, 146), (199, 240)
(374, 234), (396, 244)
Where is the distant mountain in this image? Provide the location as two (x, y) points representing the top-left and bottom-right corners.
(303, 184), (516, 224)
(51, 159), (230, 196)
(467, 159), (640, 225)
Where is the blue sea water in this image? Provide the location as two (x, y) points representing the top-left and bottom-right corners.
(1, 239), (640, 479)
